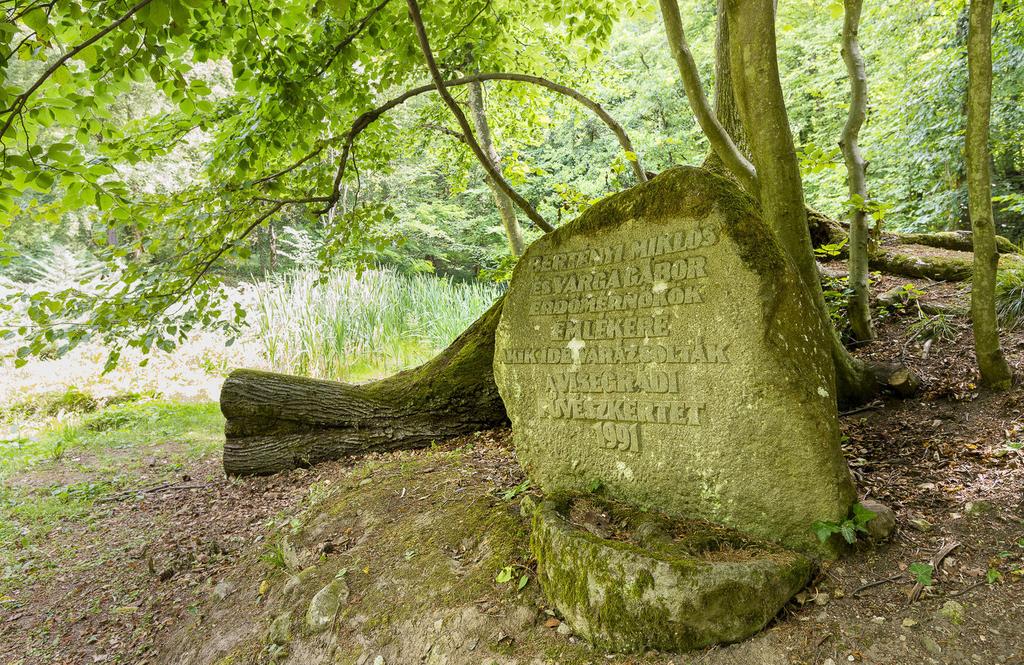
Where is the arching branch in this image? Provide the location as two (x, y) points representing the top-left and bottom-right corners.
(406, 0), (553, 232)
(305, 72), (646, 216)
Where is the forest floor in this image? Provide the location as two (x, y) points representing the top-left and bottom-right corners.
(0, 271), (1023, 664)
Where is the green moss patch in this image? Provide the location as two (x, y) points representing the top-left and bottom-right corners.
(530, 494), (813, 654)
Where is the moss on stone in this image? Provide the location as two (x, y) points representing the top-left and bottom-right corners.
(530, 495), (812, 653)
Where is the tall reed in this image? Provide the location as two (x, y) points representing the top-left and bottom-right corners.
(250, 268), (500, 381)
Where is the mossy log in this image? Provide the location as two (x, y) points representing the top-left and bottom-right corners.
(869, 249), (974, 282)
(893, 231), (1019, 255)
(220, 298), (508, 475)
(807, 207), (848, 249)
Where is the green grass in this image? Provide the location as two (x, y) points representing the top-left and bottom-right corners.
(996, 268), (1024, 329)
(0, 399), (224, 595)
(251, 267), (500, 382)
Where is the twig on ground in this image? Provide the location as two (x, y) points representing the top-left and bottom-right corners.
(852, 572), (904, 597)
(908, 540), (960, 604)
(840, 400), (883, 417)
(948, 581), (986, 597)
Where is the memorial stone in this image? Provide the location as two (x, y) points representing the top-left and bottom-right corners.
(494, 167), (856, 554)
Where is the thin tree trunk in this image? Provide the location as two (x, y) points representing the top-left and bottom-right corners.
(725, 0), (880, 404)
(966, 0), (1013, 389)
(467, 79), (526, 256)
(840, 0), (875, 342)
(703, 0), (749, 171)
(659, 0), (758, 195)
(406, 0), (554, 233)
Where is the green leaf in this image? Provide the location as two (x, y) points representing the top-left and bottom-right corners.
(517, 574), (529, 591)
(828, 1), (844, 21)
(908, 562), (934, 586)
(495, 566), (513, 584)
(811, 521), (838, 543)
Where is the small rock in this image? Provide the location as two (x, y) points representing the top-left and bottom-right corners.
(902, 618), (919, 628)
(213, 579), (234, 600)
(824, 659), (836, 665)
(813, 592), (830, 606)
(267, 612), (291, 645)
(871, 616), (886, 624)
(556, 622), (572, 636)
(372, 657), (385, 665)
(909, 518), (933, 533)
(306, 575), (350, 632)
(964, 500), (993, 516)
(921, 635), (942, 657)
(937, 600), (964, 625)
(861, 500), (896, 541)
(283, 566), (318, 597)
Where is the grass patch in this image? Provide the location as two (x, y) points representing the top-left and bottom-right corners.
(996, 268), (1024, 329)
(0, 399), (224, 594)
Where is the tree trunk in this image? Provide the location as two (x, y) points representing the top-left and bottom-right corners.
(702, 0), (749, 177)
(467, 79), (526, 257)
(659, 0), (758, 195)
(869, 249), (974, 282)
(725, 0), (882, 405)
(221, 298), (508, 475)
(966, 0), (1013, 390)
(840, 0), (875, 342)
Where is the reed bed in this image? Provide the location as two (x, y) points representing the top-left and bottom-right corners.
(250, 268), (500, 381)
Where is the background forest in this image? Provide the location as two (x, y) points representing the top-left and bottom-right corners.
(4, 0), (1024, 286)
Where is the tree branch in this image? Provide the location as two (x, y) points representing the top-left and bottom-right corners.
(405, 0), (554, 232)
(658, 0), (758, 194)
(0, 0), (156, 142)
(313, 72), (646, 215)
(308, 0), (392, 81)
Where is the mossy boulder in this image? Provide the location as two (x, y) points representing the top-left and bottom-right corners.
(494, 166), (856, 556)
(529, 495), (812, 653)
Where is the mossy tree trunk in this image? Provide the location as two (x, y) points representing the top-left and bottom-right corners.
(221, 299), (508, 475)
(725, 0), (880, 405)
(467, 78), (526, 257)
(966, 0), (1013, 390)
(840, 0), (875, 342)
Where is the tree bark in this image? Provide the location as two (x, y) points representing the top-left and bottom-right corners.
(221, 298), (508, 475)
(703, 0), (749, 174)
(966, 0), (1013, 389)
(725, 0), (882, 405)
(840, 0), (875, 342)
(466, 79), (527, 256)
(659, 0), (758, 195)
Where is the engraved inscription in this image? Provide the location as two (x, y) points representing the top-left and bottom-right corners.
(515, 222), (729, 455)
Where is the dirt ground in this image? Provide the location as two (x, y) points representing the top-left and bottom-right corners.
(1, 272), (1023, 665)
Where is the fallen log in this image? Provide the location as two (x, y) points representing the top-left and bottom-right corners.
(869, 249), (974, 282)
(892, 231), (1019, 255)
(221, 297), (508, 475)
